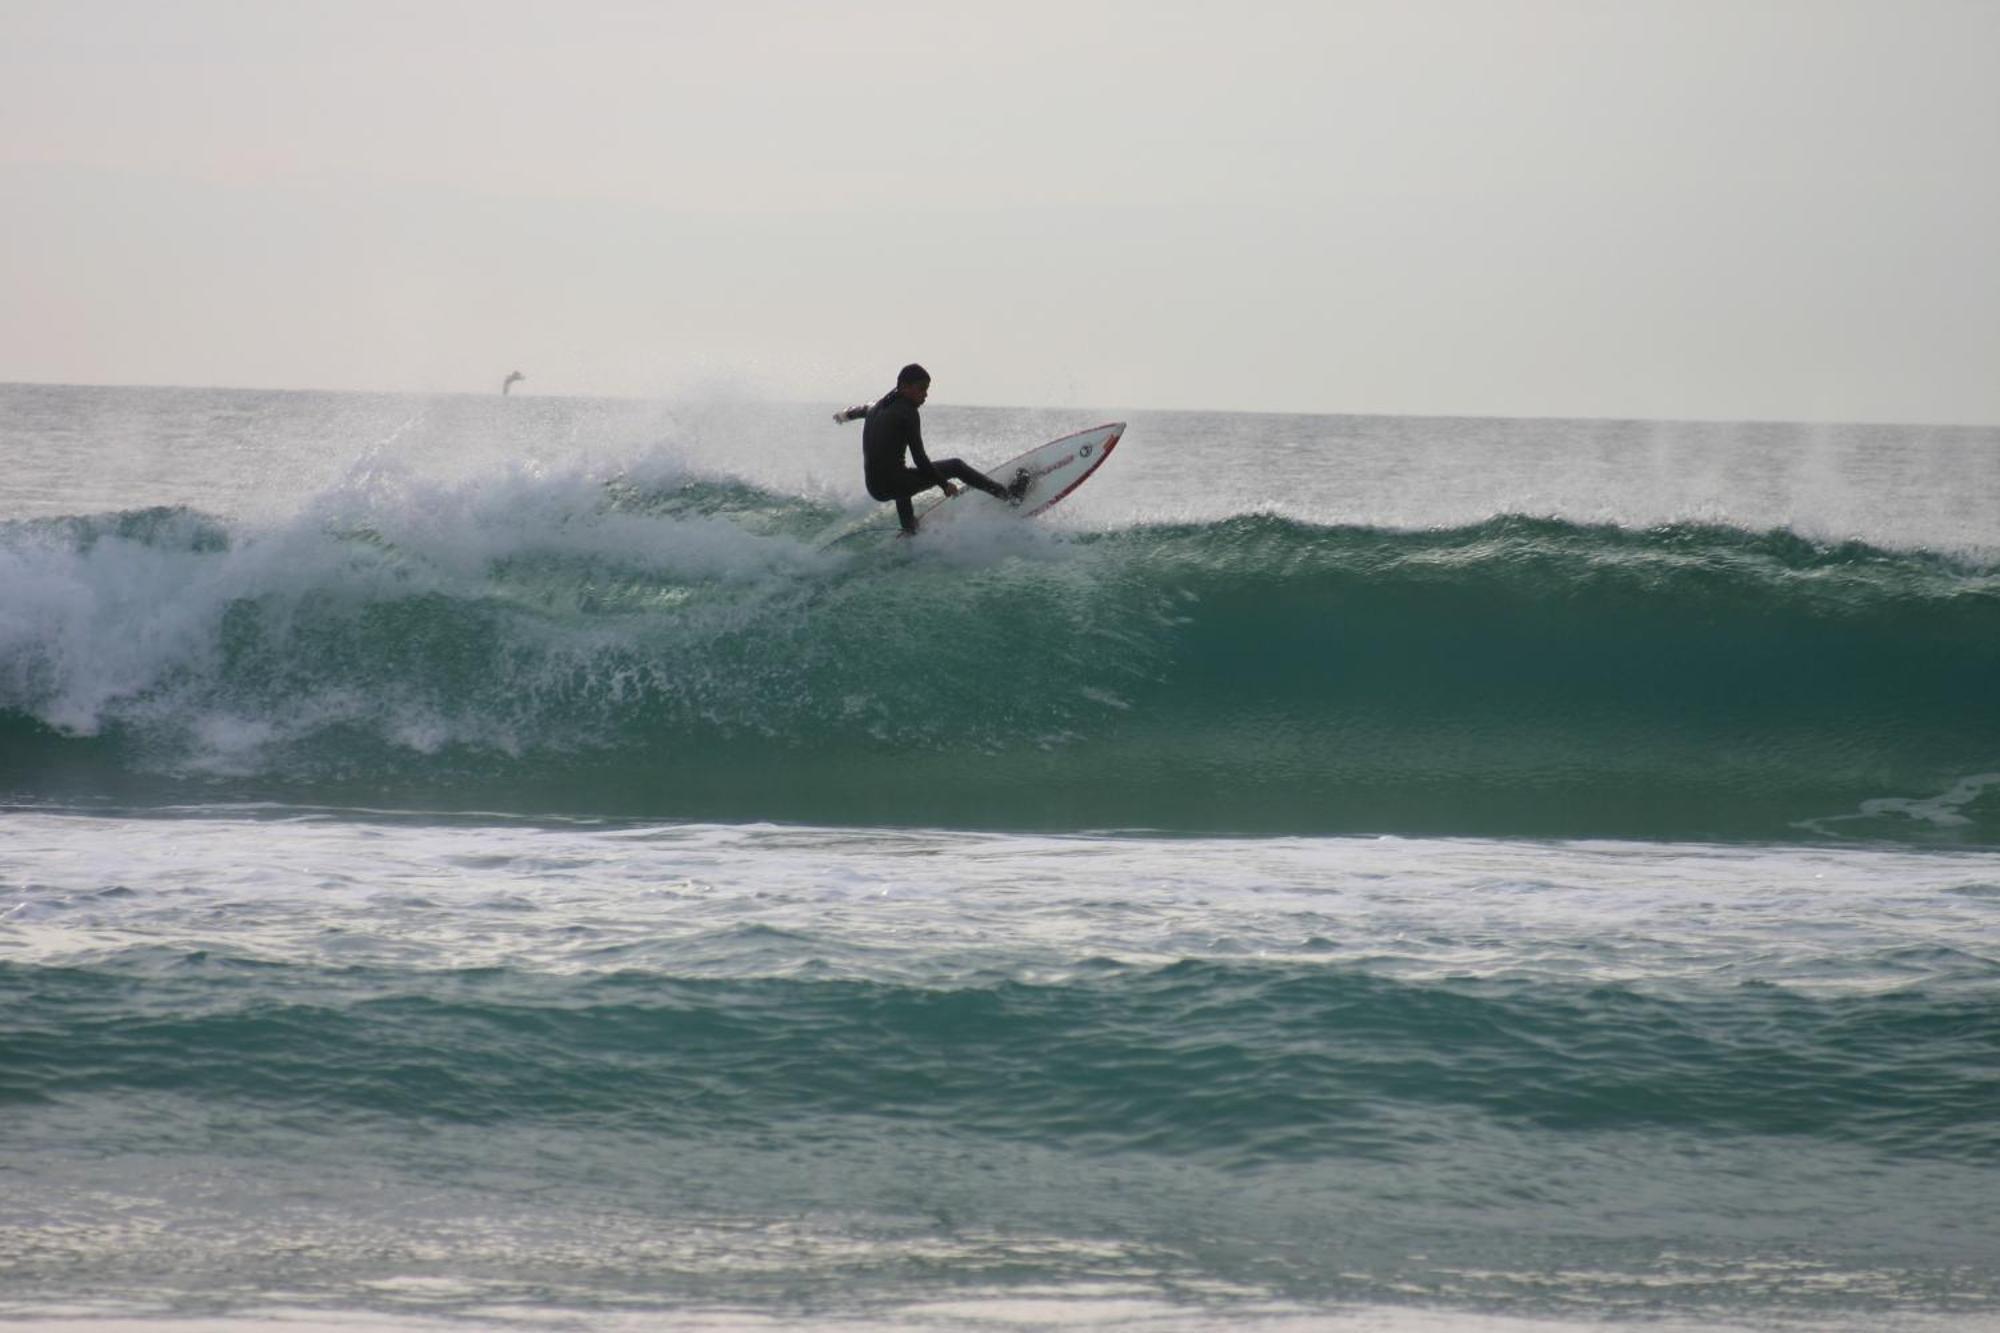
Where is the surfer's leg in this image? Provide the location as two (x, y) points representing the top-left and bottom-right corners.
(870, 469), (928, 533)
(931, 458), (1010, 500)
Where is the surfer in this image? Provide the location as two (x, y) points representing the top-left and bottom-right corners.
(835, 364), (1026, 535)
(502, 371), (525, 396)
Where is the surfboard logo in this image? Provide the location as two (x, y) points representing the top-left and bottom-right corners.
(1080, 443), (1094, 458)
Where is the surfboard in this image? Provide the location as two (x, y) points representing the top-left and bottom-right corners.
(915, 421), (1124, 532)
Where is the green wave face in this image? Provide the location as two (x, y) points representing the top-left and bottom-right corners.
(3, 493), (1997, 842)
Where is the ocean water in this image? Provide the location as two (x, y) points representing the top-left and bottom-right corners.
(1, 383), (1997, 1331)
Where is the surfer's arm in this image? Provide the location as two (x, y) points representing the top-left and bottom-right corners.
(832, 403), (870, 424)
(906, 432), (953, 493)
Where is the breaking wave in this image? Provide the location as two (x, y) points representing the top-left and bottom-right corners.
(3, 466), (1996, 842)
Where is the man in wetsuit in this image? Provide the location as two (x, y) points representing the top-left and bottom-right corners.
(834, 363), (1025, 535)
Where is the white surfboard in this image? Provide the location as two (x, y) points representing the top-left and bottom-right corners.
(916, 421), (1124, 532)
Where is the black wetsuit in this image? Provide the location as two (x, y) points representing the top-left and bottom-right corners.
(861, 389), (1007, 532)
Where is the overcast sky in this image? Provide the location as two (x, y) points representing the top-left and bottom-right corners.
(3, 0), (1996, 422)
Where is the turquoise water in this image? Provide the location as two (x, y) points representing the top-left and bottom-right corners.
(2, 385), (1998, 1330)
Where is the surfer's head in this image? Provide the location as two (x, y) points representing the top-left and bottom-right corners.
(897, 363), (930, 404)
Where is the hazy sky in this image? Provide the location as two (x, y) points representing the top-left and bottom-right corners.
(4, 0), (1997, 421)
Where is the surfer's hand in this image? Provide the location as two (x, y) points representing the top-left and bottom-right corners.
(939, 482), (961, 497)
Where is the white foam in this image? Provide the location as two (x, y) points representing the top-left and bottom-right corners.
(0, 444), (839, 753)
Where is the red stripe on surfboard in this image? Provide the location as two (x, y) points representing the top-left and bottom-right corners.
(988, 421), (1123, 472)
(1023, 428), (1121, 518)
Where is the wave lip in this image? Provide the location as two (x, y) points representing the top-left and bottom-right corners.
(3, 494), (1997, 842)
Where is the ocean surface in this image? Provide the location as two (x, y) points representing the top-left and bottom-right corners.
(2, 383), (1996, 1331)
